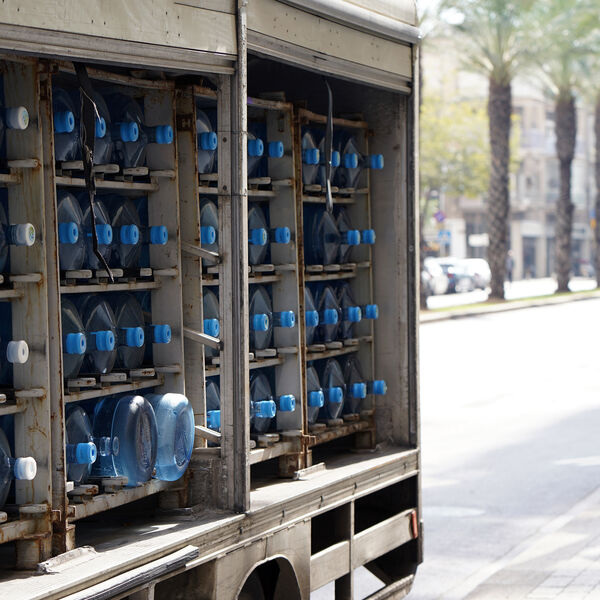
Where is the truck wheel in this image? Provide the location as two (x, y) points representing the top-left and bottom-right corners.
(238, 572), (266, 600)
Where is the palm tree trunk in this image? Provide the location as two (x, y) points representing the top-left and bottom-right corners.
(555, 92), (576, 292)
(595, 94), (600, 288)
(487, 79), (511, 299)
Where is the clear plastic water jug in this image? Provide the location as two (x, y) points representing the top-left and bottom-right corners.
(0, 80), (28, 159)
(336, 282), (363, 340)
(206, 377), (221, 432)
(134, 196), (169, 268)
(65, 405), (97, 486)
(248, 204), (290, 266)
(333, 133), (384, 189)
(196, 107), (218, 174)
(249, 371), (277, 434)
(318, 358), (345, 420)
(91, 394), (157, 487)
(342, 355), (387, 415)
(301, 130), (320, 186)
(203, 288), (220, 359)
(77, 295), (117, 375)
(147, 393), (194, 482)
(315, 133), (340, 188)
(0, 427), (36, 508)
(0, 303), (29, 387)
(77, 194), (113, 270)
(57, 190), (86, 271)
(61, 298), (87, 380)
(304, 287), (320, 346)
(249, 285), (295, 351)
(312, 284), (340, 343)
(303, 205), (340, 265)
(248, 121), (284, 178)
(306, 364), (325, 425)
(200, 198), (218, 262)
(0, 192), (35, 273)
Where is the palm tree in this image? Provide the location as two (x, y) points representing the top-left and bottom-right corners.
(533, 1), (597, 291)
(440, 0), (535, 299)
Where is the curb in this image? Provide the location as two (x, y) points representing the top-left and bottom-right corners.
(420, 289), (600, 323)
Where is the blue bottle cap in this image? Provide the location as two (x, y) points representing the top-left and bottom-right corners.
(95, 223), (113, 245)
(277, 311), (295, 328)
(150, 225), (168, 245)
(305, 310), (319, 328)
(308, 390), (324, 407)
(274, 227), (291, 244)
(95, 117), (106, 139)
(252, 313), (269, 332)
(93, 330), (115, 352)
(345, 230), (360, 246)
(65, 332), (86, 355)
(254, 400), (276, 419)
(59, 221), (79, 245)
(370, 154), (384, 169)
(331, 150), (341, 168)
(303, 147), (319, 165)
(54, 110), (75, 134)
(351, 382), (367, 399)
(117, 121), (139, 143)
(364, 304), (379, 319)
(152, 324), (172, 344)
(346, 306), (362, 323)
(204, 318), (220, 338)
(201, 225), (217, 245)
(154, 125), (173, 144)
(361, 229), (376, 244)
(75, 442), (97, 465)
(248, 138), (264, 158)
(120, 224), (140, 245)
(372, 380), (387, 395)
(322, 308), (338, 325)
(329, 387), (343, 403)
(123, 327), (144, 348)
(268, 141), (284, 158)
(200, 131), (218, 151)
(344, 153), (359, 169)
(278, 395), (295, 412)
(207, 410), (221, 430)
(249, 228), (268, 246)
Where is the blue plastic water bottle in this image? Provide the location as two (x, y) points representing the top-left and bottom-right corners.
(336, 282), (363, 340)
(91, 394), (158, 487)
(248, 121), (284, 178)
(316, 132), (341, 188)
(146, 393), (195, 482)
(77, 194), (113, 270)
(0, 191), (35, 273)
(65, 405), (97, 486)
(304, 287), (320, 346)
(57, 190), (86, 271)
(341, 355), (367, 415)
(105, 195), (143, 269)
(203, 288), (220, 359)
(303, 205), (341, 265)
(249, 285), (295, 351)
(196, 107), (218, 174)
(335, 208), (361, 264)
(333, 132), (384, 189)
(249, 371), (277, 434)
(61, 298), (87, 380)
(318, 358), (346, 420)
(301, 130), (320, 186)
(200, 198), (218, 262)
(248, 204), (290, 266)
(312, 284), (340, 343)
(0, 427), (36, 508)
(76, 295), (118, 375)
(206, 377), (221, 433)
(0, 79), (28, 159)
(306, 364), (325, 425)
(0, 303), (29, 387)
(134, 196), (169, 268)
(106, 93), (173, 168)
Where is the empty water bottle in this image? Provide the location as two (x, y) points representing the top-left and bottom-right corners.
(336, 282), (363, 340)
(318, 358), (345, 420)
(249, 371), (276, 434)
(316, 132), (341, 188)
(106, 93), (173, 168)
(57, 190), (85, 271)
(343, 355), (386, 415)
(303, 205), (340, 265)
(335, 208), (361, 264)
(65, 405), (97, 486)
(77, 295), (117, 375)
(91, 394), (157, 487)
(78, 194), (113, 270)
(0, 426), (36, 508)
(0, 303), (29, 387)
(61, 298), (87, 380)
(333, 132), (384, 189)
(109, 293), (147, 370)
(200, 198), (218, 261)
(311, 284), (340, 343)
(248, 121), (284, 178)
(248, 204), (290, 266)
(0, 81), (28, 159)
(249, 285), (295, 351)
(301, 130), (320, 186)
(203, 288), (220, 359)
(147, 393), (194, 482)
(206, 377), (221, 432)
(306, 364), (325, 425)
(196, 107), (218, 174)
(0, 191), (35, 273)
(304, 287), (320, 346)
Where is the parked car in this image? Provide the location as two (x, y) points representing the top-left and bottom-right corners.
(423, 257), (449, 296)
(462, 258), (491, 290)
(432, 257), (475, 293)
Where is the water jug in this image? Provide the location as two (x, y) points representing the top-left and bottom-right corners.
(335, 208), (363, 264)
(311, 284), (340, 343)
(248, 121), (284, 178)
(61, 298), (87, 380)
(200, 198), (218, 261)
(316, 132), (340, 188)
(303, 205), (340, 265)
(203, 288), (220, 359)
(333, 132), (384, 189)
(335, 282), (363, 340)
(306, 364), (325, 425)
(196, 107), (218, 174)
(249, 285), (295, 351)
(248, 204), (290, 266)
(134, 196), (168, 268)
(342, 355), (387, 415)
(0, 80), (28, 159)
(147, 393), (194, 482)
(318, 358), (345, 420)
(0, 303), (28, 387)
(206, 377), (221, 432)
(65, 405), (97, 486)
(304, 287), (320, 346)
(0, 191), (35, 273)
(301, 130), (320, 186)
(91, 394), (157, 487)
(77, 193), (113, 270)
(249, 371), (276, 434)
(77, 295), (117, 375)
(0, 427), (36, 508)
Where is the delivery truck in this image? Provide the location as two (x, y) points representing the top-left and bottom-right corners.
(0, 1), (421, 598)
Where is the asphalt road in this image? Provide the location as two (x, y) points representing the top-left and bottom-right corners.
(408, 299), (600, 599)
